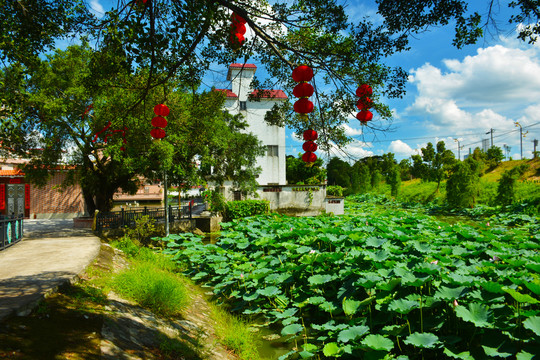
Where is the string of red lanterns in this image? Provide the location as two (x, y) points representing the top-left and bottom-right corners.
(356, 84), (373, 125)
(292, 65), (318, 163)
(151, 104), (169, 140)
(230, 13), (246, 49)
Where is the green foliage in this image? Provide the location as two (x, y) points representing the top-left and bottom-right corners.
(164, 196), (540, 359)
(446, 158), (481, 209)
(486, 146), (504, 169)
(225, 200), (270, 220)
(326, 185), (344, 197)
(286, 154), (326, 185)
(203, 190), (227, 214)
(386, 165), (401, 197)
(124, 215), (157, 245)
(110, 261), (188, 317)
(496, 164), (530, 206)
(327, 157), (352, 189)
(417, 141), (456, 190)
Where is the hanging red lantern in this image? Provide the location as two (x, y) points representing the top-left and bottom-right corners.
(232, 13), (247, 24)
(231, 22), (246, 35)
(303, 129), (318, 141)
(151, 128), (166, 139)
(151, 116), (167, 128)
(230, 33), (245, 46)
(294, 98), (314, 114)
(356, 97), (373, 110)
(154, 104), (170, 117)
(302, 141), (318, 152)
(302, 151), (317, 163)
(292, 65), (314, 82)
(356, 110), (373, 122)
(293, 82), (314, 98)
(356, 84), (372, 98)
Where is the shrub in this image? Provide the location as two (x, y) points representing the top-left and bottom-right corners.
(124, 215), (156, 245)
(446, 160), (480, 209)
(110, 261), (187, 317)
(202, 190), (226, 213)
(326, 185), (344, 197)
(496, 164), (529, 206)
(225, 200), (270, 220)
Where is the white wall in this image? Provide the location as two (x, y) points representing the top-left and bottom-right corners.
(223, 67), (287, 186)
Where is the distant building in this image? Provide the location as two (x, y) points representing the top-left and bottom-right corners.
(215, 63), (287, 186)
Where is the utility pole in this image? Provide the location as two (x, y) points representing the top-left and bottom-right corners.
(454, 138), (461, 160)
(486, 128), (494, 148)
(515, 122), (528, 160)
(534, 139), (539, 158)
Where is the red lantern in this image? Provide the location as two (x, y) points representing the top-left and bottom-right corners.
(294, 98), (314, 114)
(302, 141), (318, 152)
(230, 33), (245, 46)
(303, 129), (318, 141)
(292, 65), (314, 82)
(356, 84), (372, 97)
(232, 22), (246, 35)
(151, 128), (166, 139)
(151, 116), (167, 128)
(154, 104), (170, 117)
(356, 97), (373, 110)
(232, 13), (247, 24)
(356, 110), (373, 122)
(293, 82), (314, 98)
(302, 151), (317, 163)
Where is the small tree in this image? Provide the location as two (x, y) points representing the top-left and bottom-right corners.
(286, 154), (326, 185)
(496, 164), (530, 206)
(446, 158), (481, 209)
(357, 163), (371, 194)
(386, 165), (401, 197)
(486, 146), (504, 170)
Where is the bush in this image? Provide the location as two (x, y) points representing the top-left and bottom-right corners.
(446, 160), (480, 209)
(326, 185), (344, 197)
(124, 215), (157, 245)
(225, 200), (270, 220)
(202, 190), (226, 213)
(496, 164), (530, 206)
(110, 261), (188, 317)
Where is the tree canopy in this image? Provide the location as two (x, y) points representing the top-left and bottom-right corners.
(0, 43), (262, 213)
(3, 0), (538, 149)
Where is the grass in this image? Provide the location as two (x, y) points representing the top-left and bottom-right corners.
(110, 261), (189, 317)
(210, 303), (263, 360)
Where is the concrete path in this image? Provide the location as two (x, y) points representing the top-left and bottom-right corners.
(0, 219), (101, 321)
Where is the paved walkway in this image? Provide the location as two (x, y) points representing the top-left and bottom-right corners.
(0, 219), (101, 321)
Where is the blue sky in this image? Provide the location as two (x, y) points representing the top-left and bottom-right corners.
(87, 0), (540, 162)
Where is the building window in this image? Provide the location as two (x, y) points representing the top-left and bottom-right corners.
(267, 145), (278, 157)
(233, 190), (243, 201)
(239, 101), (247, 110)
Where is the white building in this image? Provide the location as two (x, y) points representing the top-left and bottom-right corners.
(216, 63), (287, 186)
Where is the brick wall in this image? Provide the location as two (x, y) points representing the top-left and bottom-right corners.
(30, 172), (85, 219)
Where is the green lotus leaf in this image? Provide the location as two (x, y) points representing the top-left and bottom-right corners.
(516, 350), (535, 360)
(524, 280), (540, 296)
(342, 298), (362, 316)
(257, 286), (280, 297)
(402, 272), (431, 287)
(299, 350), (315, 359)
(307, 296), (326, 305)
(323, 342), (341, 357)
(503, 287), (539, 304)
(388, 299), (419, 314)
(482, 345), (512, 358)
(480, 281), (505, 294)
(434, 286), (467, 300)
(281, 323), (304, 336)
(523, 316), (540, 336)
(455, 303), (493, 328)
(377, 278), (401, 291)
(308, 274), (333, 285)
(526, 263), (540, 273)
(403, 332), (440, 349)
(337, 325), (369, 343)
(366, 250), (390, 262)
(365, 237), (387, 247)
(443, 347), (475, 360)
(361, 334), (394, 352)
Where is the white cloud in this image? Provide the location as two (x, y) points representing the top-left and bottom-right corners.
(342, 123), (363, 136)
(387, 140), (415, 157)
(89, 0), (105, 18)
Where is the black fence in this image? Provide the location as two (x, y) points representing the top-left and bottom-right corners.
(95, 199), (205, 232)
(0, 215), (24, 251)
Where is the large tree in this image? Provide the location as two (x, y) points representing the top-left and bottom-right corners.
(0, 44), (263, 213)
(417, 141), (456, 191)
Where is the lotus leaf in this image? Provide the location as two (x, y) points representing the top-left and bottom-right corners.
(403, 332), (440, 349)
(361, 334), (394, 352)
(523, 316), (540, 336)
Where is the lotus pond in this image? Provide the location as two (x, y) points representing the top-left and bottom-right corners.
(162, 196), (540, 359)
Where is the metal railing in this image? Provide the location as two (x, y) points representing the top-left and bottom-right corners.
(0, 215), (24, 251)
(95, 199), (204, 232)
